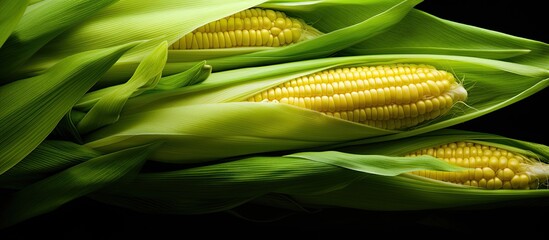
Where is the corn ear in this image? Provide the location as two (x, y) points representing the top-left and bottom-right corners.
(79, 129), (549, 216)
(79, 54), (548, 164)
(8, 0), (421, 86)
(335, 128), (549, 190)
(406, 141), (548, 190)
(161, 0), (421, 78)
(245, 63), (467, 129)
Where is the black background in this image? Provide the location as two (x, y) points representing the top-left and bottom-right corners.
(3, 1), (548, 238)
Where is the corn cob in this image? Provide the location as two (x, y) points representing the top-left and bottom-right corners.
(407, 141), (549, 190)
(245, 63), (467, 130)
(168, 8), (306, 49)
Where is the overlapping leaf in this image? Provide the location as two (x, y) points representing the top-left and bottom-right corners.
(0, 143), (158, 228)
(0, 0), (119, 82)
(0, 42), (137, 175)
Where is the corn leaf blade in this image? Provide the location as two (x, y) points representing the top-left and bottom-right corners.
(151, 60), (212, 91)
(0, 42), (137, 175)
(0, 0), (119, 81)
(0, 143), (157, 229)
(0, 0), (29, 48)
(0, 140), (101, 188)
(75, 41), (168, 134)
(344, 9), (549, 70)
(87, 130), (549, 215)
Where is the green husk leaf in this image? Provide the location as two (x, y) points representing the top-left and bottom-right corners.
(162, 0), (422, 72)
(150, 60), (212, 91)
(155, 0), (422, 88)
(290, 172), (549, 212)
(343, 9), (549, 69)
(84, 102), (393, 163)
(74, 60), (212, 112)
(88, 130), (549, 215)
(0, 0), (29, 48)
(0, 42), (138, 175)
(75, 41), (168, 134)
(0, 0), (118, 82)
(11, 0), (421, 86)
(88, 150), (460, 214)
(0, 143), (158, 229)
(82, 54), (548, 164)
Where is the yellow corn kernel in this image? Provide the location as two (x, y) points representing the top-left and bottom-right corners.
(406, 141), (549, 190)
(245, 63), (468, 130)
(169, 8), (306, 49)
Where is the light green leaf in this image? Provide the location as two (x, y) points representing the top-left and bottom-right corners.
(9, 0), (267, 83)
(74, 60), (211, 112)
(0, 0), (118, 82)
(0, 0), (29, 48)
(344, 9), (549, 70)
(84, 102), (394, 164)
(286, 151), (465, 176)
(151, 60), (212, 91)
(75, 41), (168, 134)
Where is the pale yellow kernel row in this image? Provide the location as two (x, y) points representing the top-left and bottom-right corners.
(323, 109), (441, 129)
(251, 81), (452, 105)
(271, 93), (454, 115)
(195, 17), (301, 34)
(414, 169), (533, 190)
(321, 103), (445, 121)
(169, 8), (304, 49)
(170, 28), (300, 49)
(296, 64), (454, 85)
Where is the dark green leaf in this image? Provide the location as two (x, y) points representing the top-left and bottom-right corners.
(0, 143), (158, 229)
(0, 42), (137, 175)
